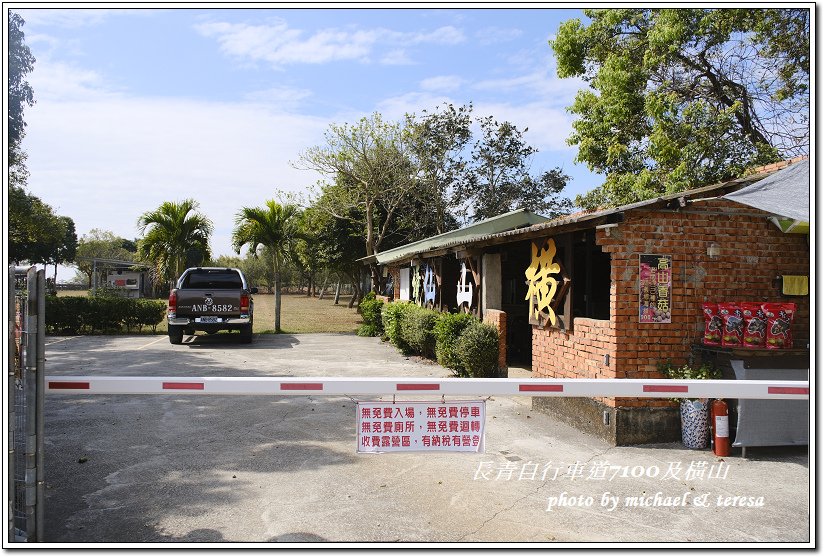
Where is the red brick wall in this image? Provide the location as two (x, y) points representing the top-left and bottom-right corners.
(483, 309), (507, 372)
(532, 199), (811, 409)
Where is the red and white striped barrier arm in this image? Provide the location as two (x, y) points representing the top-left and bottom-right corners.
(44, 376), (810, 400)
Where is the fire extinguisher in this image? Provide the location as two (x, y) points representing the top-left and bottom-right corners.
(711, 399), (730, 457)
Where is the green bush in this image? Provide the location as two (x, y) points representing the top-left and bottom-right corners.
(382, 301), (414, 353)
(46, 295), (84, 335)
(135, 299), (167, 333)
(455, 320), (500, 378)
(433, 312), (475, 374)
(400, 305), (439, 358)
(357, 291), (385, 337)
(46, 295), (166, 335)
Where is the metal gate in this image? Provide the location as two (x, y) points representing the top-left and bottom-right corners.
(7, 266), (46, 542)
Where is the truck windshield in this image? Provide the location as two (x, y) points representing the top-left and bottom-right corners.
(182, 270), (243, 290)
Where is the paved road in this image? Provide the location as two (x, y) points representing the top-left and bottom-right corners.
(41, 334), (811, 545)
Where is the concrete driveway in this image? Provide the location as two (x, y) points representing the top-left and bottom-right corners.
(41, 333), (811, 545)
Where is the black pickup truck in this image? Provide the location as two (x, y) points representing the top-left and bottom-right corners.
(167, 267), (257, 344)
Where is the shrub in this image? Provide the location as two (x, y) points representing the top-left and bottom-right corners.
(45, 295), (166, 335)
(135, 299), (167, 332)
(382, 302), (414, 353)
(357, 291), (384, 337)
(455, 321), (500, 378)
(433, 312), (475, 374)
(400, 305), (439, 358)
(46, 295), (84, 335)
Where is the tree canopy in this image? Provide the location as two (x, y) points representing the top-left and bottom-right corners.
(9, 185), (77, 266)
(137, 199), (213, 287)
(551, 8), (810, 209)
(297, 107), (574, 291)
(8, 12), (35, 183)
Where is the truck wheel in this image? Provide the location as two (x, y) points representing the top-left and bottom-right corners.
(169, 325), (184, 345)
(240, 323), (253, 344)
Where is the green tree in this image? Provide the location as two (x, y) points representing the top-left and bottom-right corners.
(137, 199), (213, 289)
(406, 103), (473, 235)
(50, 216), (78, 282)
(295, 113), (418, 291)
(551, 8), (810, 209)
(8, 185), (76, 266)
(460, 117), (571, 222)
(8, 12), (35, 187)
(232, 200), (299, 333)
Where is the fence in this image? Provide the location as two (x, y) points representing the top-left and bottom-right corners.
(8, 266), (46, 543)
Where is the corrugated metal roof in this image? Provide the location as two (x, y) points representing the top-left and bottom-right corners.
(367, 209), (550, 265)
(371, 164), (787, 266)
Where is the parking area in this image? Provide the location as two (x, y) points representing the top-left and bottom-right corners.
(42, 333), (811, 544)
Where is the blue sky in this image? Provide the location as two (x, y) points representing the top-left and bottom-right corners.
(14, 6), (600, 280)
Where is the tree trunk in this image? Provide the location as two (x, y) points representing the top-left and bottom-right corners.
(333, 280), (341, 305)
(369, 262), (381, 293)
(275, 271), (282, 333)
(348, 280), (362, 309)
(273, 252), (282, 333)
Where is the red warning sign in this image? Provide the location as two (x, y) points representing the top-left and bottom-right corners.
(357, 401), (485, 453)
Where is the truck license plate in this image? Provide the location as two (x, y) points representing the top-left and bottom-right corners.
(197, 316), (220, 323)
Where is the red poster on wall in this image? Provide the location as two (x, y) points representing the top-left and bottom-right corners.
(639, 254), (672, 323)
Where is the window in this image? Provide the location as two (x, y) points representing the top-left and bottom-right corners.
(182, 270), (243, 290)
(571, 230), (611, 320)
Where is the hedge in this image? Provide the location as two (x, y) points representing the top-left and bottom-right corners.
(46, 295), (166, 334)
(433, 312), (475, 375)
(382, 301), (414, 354)
(381, 301), (500, 377)
(399, 305), (439, 359)
(454, 320), (500, 378)
(356, 292), (384, 337)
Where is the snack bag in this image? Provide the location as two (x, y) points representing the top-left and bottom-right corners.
(719, 302), (744, 347)
(741, 302), (767, 348)
(702, 303), (722, 346)
(763, 303), (796, 349)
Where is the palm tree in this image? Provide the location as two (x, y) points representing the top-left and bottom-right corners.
(137, 199), (213, 289)
(232, 200), (299, 333)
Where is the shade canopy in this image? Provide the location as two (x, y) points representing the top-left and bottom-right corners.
(723, 160), (810, 223)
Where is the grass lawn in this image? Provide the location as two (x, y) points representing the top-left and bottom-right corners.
(54, 291), (364, 335)
(254, 293), (363, 334)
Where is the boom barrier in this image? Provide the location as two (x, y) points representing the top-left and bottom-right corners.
(45, 376), (809, 400)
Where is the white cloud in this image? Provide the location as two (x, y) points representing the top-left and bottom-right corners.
(473, 67), (587, 105)
(194, 19), (465, 67)
(475, 26), (523, 45)
(243, 86), (313, 110)
(419, 75), (464, 92)
(15, 8), (160, 28)
(22, 95), (331, 262)
(27, 58), (124, 102)
(380, 49), (414, 66)
(375, 92), (455, 121)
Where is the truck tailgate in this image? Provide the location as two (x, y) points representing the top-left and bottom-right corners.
(175, 290), (242, 317)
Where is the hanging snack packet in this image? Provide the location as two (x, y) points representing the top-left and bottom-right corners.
(763, 303), (796, 349)
(719, 303), (744, 347)
(702, 303), (722, 346)
(741, 302), (767, 348)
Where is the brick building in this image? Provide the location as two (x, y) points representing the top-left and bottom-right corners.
(375, 158), (810, 444)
